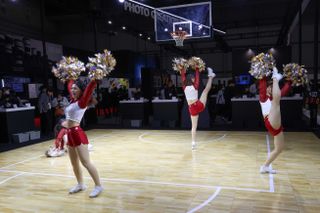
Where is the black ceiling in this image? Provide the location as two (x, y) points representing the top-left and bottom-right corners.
(44, 0), (310, 51)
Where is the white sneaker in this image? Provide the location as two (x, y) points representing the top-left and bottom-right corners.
(192, 141), (196, 150)
(89, 186), (103, 198)
(272, 67), (282, 81)
(46, 148), (58, 157)
(69, 184), (87, 194)
(88, 143), (93, 151)
(207, 67), (216, 78)
(260, 165), (276, 174)
(56, 149), (65, 157)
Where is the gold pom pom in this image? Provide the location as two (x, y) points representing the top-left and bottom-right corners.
(188, 57), (206, 72)
(86, 49), (117, 80)
(172, 58), (189, 73)
(283, 63), (308, 86)
(249, 53), (275, 79)
(52, 56), (85, 82)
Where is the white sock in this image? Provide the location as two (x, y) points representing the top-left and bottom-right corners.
(207, 67), (216, 78)
(272, 67), (282, 81)
(192, 141), (196, 150)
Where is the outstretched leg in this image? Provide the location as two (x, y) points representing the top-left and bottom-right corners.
(268, 77), (282, 129)
(199, 76), (213, 106)
(261, 74), (285, 173)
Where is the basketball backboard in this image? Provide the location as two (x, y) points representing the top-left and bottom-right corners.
(155, 2), (212, 42)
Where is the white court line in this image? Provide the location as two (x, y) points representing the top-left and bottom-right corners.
(0, 173), (24, 185)
(266, 134), (275, 192)
(184, 133), (273, 212)
(218, 185), (269, 193)
(0, 169), (216, 189)
(0, 133), (112, 170)
(138, 132), (227, 144)
(187, 187), (222, 213)
(0, 169), (270, 193)
(0, 130), (274, 212)
(0, 155), (44, 170)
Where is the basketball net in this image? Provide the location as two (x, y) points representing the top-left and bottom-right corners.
(171, 31), (188, 47)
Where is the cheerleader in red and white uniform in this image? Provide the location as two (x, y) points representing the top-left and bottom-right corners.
(259, 67), (291, 174)
(59, 79), (103, 197)
(180, 67), (215, 150)
(45, 122), (68, 157)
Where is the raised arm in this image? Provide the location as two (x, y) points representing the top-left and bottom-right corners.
(259, 77), (268, 102)
(78, 80), (97, 108)
(67, 80), (74, 100)
(193, 68), (200, 90)
(281, 81), (292, 97)
(180, 69), (187, 90)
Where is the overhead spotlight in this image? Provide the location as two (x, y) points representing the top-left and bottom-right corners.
(178, 27), (182, 31)
(139, 33), (143, 37)
(202, 32), (206, 35)
(122, 26), (126, 30)
(164, 28), (168, 32)
(119, 0), (125, 3)
(108, 20), (112, 25)
(147, 37), (151, 40)
(198, 25), (203, 30)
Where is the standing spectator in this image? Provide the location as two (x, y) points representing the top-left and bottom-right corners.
(165, 79), (177, 99)
(215, 85), (226, 121)
(47, 88), (54, 135)
(52, 92), (69, 121)
(38, 86), (50, 136)
(224, 80), (235, 122)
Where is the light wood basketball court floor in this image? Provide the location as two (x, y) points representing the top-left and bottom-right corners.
(0, 129), (319, 213)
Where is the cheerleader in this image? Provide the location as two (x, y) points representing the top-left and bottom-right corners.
(45, 121), (67, 157)
(180, 67), (216, 150)
(259, 67), (291, 174)
(60, 79), (103, 197)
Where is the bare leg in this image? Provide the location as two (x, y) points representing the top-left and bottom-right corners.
(68, 146), (83, 184)
(76, 144), (101, 187)
(191, 115), (199, 149)
(268, 78), (281, 129)
(264, 132), (285, 166)
(262, 78), (285, 171)
(199, 76), (213, 106)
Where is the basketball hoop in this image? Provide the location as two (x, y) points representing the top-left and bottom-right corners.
(171, 30), (188, 47)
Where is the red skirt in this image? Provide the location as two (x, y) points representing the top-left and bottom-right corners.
(188, 100), (205, 116)
(264, 116), (283, 136)
(66, 126), (89, 147)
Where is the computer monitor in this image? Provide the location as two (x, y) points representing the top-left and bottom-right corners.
(235, 75), (251, 85)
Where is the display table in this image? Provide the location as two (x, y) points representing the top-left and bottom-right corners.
(152, 99), (180, 120)
(231, 97), (303, 130)
(119, 99), (150, 127)
(151, 99), (180, 127)
(0, 106), (36, 143)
